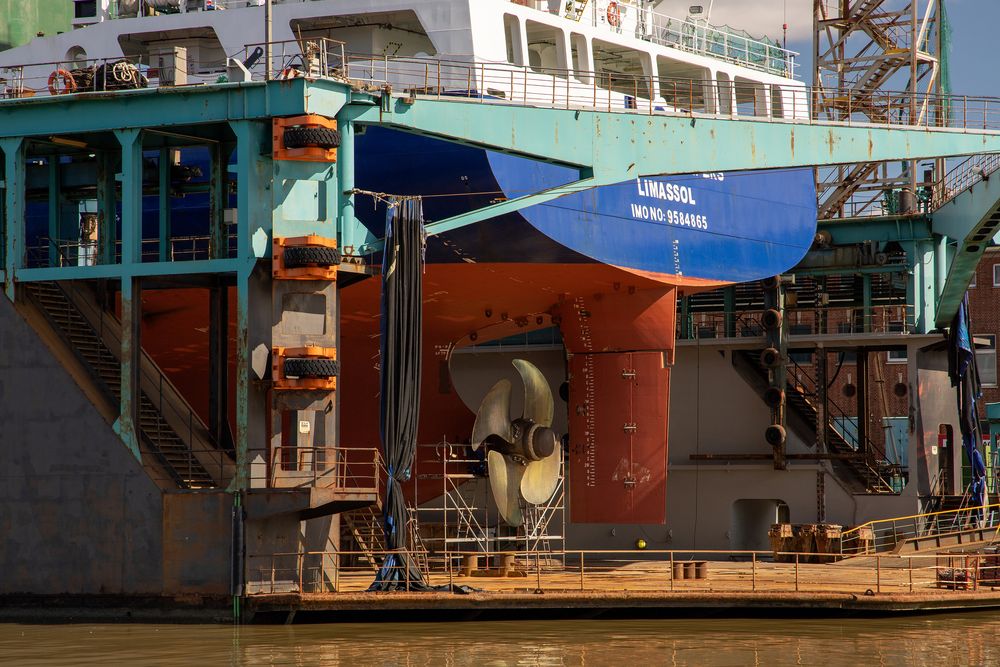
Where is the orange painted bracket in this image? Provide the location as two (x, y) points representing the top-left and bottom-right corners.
(272, 114), (338, 163)
(273, 235), (340, 281)
(272, 346), (338, 391)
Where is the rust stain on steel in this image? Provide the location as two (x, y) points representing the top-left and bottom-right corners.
(789, 129), (795, 158)
(827, 129), (836, 155)
(868, 132), (874, 159)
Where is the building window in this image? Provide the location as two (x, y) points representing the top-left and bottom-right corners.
(993, 264), (1000, 287)
(887, 321), (907, 363)
(978, 334), (997, 387)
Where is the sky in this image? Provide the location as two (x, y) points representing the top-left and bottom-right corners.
(652, 0), (1000, 96)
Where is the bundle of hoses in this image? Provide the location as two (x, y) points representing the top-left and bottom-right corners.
(370, 196), (430, 591)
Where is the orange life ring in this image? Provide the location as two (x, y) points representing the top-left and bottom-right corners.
(47, 69), (77, 95)
(607, 2), (621, 27)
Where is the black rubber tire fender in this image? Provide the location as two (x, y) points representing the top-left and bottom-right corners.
(283, 127), (342, 149)
(283, 357), (340, 378)
(283, 245), (342, 269)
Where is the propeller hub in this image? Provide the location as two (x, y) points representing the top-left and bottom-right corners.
(520, 421), (555, 461)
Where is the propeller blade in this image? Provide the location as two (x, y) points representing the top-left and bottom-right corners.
(521, 441), (561, 505)
(471, 379), (513, 451)
(488, 450), (525, 527)
(513, 359), (554, 427)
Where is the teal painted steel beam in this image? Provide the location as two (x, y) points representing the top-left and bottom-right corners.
(229, 119), (273, 493)
(361, 173), (597, 252)
(115, 129), (143, 267)
(361, 97), (1000, 177)
(47, 158), (59, 268)
(16, 258), (241, 282)
(931, 176), (1000, 327)
(0, 137), (25, 301)
(0, 81), (326, 139)
(817, 216), (933, 245)
(158, 148), (171, 263)
(97, 151), (117, 266)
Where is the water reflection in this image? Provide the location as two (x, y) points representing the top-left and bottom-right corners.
(1, 613), (998, 666)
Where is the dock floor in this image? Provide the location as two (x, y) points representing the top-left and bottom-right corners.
(245, 558), (1000, 621)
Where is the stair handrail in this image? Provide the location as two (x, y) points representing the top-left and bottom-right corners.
(785, 356), (899, 492)
(56, 281), (232, 484)
(841, 501), (1000, 555)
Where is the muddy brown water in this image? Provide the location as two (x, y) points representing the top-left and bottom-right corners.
(0, 614), (996, 665)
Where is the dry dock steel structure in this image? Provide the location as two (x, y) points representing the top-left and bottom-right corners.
(3, 44), (1000, 620)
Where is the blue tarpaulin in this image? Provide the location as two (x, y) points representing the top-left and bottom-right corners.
(949, 295), (987, 509)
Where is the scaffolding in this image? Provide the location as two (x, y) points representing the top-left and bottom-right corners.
(412, 440), (566, 570)
(813, 0), (945, 219)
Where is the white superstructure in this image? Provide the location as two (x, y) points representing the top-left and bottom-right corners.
(0, 0), (804, 120)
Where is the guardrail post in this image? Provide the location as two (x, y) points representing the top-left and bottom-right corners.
(909, 557), (913, 592)
(580, 551), (585, 591)
(669, 551), (674, 591)
(751, 553), (756, 592)
(876, 555), (881, 593)
(794, 553), (799, 592)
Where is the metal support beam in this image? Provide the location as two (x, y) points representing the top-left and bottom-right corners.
(97, 151), (116, 266)
(209, 282), (233, 452)
(115, 276), (142, 462)
(158, 148), (171, 263)
(931, 175), (1000, 327)
(0, 137), (25, 300)
(858, 350), (869, 456)
(363, 97), (1000, 179)
(210, 143), (227, 260)
(230, 119), (273, 492)
(115, 129), (143, 267)
(47, 157), (59, 268)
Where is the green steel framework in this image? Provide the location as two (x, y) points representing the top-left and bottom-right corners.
(1, 76), (1000, 488)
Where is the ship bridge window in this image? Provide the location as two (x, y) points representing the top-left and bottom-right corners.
(526, 20), (568, 77)
(734, 77), (769, 117)
(656, 56), (712, 113)
(593, 39), (652, 100)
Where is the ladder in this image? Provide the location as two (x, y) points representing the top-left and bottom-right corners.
(564, 0), (588, 21)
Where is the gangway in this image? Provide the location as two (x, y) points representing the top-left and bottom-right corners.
(841, 503), (1000, 557)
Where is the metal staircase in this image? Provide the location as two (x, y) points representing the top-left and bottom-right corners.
(340, 500), (429, 575)
(735, 350), (899, 494)
(24, 281), (223, 489)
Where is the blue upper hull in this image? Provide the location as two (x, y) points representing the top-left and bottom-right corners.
(357, 128), (817, 284)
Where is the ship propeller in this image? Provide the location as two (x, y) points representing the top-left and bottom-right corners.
(471, 359), (561, 527)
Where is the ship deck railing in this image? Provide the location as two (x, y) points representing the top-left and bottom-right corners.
(243, 546), (1000, 596)
(511, 0), (798, 78)
(5, 42), (1000, 137)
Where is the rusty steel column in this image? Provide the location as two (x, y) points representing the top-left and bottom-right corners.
(0, 137), (25, 300)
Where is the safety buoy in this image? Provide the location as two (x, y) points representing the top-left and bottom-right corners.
(47, 69), (77, 96)
(607, 2), (621, 27)
(279, 67), (301, 80)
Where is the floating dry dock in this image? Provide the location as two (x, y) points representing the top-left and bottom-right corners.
(4, 43), (1000, 623)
